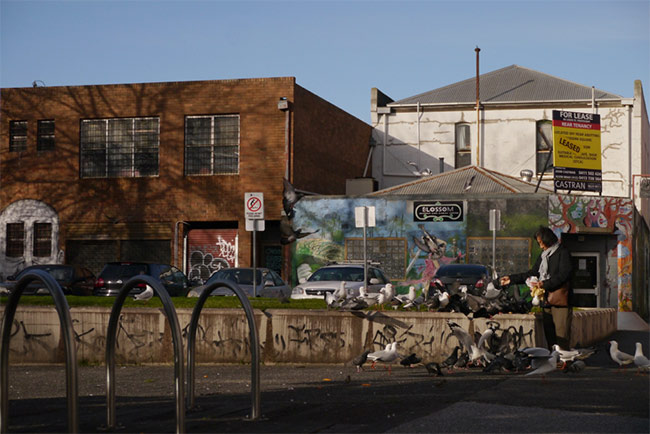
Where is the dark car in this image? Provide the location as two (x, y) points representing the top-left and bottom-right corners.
(93, 262), (196, 297)
(188, 267), (290, 298)
(2, 264), (96, 296)
(431, 264), (489, 295)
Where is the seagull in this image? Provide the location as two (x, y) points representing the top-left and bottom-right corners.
(447, 320), (492, 366)
(352, 350), (371, 373)
(282, 178), (305, 219)
(633, 342), (650, 374)
(525, 351), (560, 377)
(133, 285), (154, 301)
(463, 173), (476, 191)
(609, 340), (635, 369)
(280, 216), (319, 245)
(367, 342), (399, 373)
(551, 344), (597, 368)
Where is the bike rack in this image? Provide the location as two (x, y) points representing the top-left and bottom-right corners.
(104, 275), (185, 433)
(186, 280), (260, 420)
(0, 270), (79, 433)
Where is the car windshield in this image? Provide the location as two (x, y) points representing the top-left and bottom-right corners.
(101, 263), (148, 279)
(208, 269), (263, 286)
(435, 265), (487, 278)
(17, 266), (72, 281)
(307, 267), (364, 282)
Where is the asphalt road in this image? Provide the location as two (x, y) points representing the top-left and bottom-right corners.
(4, 330), (649, 433)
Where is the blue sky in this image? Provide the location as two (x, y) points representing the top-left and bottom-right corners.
(1, 0), (648, 122)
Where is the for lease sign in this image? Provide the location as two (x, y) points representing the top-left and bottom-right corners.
(552, 110), (602, 192)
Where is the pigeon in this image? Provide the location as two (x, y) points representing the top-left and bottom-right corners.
(352, 350), (371, 373)
(133, 285), (154, 301)
(633, 342), (650, 373)
(441, 346), (460, 370)
(525, 351), (560, 377)
(282, 178), (305, 219)
(609, 340), (635, 369)
(368, 342), (399, 373)
(425, 362), (444, 376)
(562, 359), (586, 373)
(280, 216), (318, 245)
(400, 353), (422, 368)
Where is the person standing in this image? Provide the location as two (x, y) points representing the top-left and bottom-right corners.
(500, 226), (573, 350)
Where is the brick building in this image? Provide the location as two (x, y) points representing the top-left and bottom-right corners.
(0, 77), (372, 282)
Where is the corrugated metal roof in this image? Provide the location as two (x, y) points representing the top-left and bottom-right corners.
(391, 65), (622, 106)
(369, 166), (554, 196)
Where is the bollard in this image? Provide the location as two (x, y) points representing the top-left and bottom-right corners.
(104, 275), (185, 434)
(186, 280), (261, 420)
(0, 269), (79, 433)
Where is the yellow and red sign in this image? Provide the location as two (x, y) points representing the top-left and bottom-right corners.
(552, 110), (602, 192)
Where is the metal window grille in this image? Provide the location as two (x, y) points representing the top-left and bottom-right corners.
(33, 223), (52, 257)
(80, 117), (159, 178)
(185, 115), (239, 175)
(536, 120), (553, 174)
(9, 121), (27, 152)
(37, 120), (55, 151)
(6, 223), (25, 258)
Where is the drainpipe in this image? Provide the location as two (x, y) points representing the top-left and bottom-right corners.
(475, 46), (481, 167)
(417, 102), (421, 170)
(174, 221), (190, 269)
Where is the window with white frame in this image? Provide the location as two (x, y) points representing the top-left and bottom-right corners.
(37, 120), (55, 151)
(455, 123), (471, 168)
(9, 121), (28, 152)
(536, 120), (553, 174)
(80, 117), (159, 178)
(185, 115), (239, 175)
(6, 223), (25, 258)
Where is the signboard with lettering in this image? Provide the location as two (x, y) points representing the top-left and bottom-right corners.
(414, 201), (464, 222)
(552, 110), (602, 192)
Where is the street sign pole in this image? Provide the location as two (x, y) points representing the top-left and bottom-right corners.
(363, 207), (368, 291)
(245, 193), (265, 297)
(253, 222), (257, 296)
(489, 209), (501, 278)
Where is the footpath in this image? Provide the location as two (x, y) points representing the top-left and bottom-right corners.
(4, 314), (649, 433)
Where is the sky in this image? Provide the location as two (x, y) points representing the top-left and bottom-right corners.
(1, 0), (649, 123)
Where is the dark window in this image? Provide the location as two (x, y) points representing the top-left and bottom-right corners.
(37, 120), (55, 151)
(9, 121), (27, 152)
(33, 222), (52, 257)
(6, 223), (25, 257)
(455, 123), (471, 168)
(536, 120), (553, 174)
(185, 115), (239, 175)
(80, 117), (159, 178)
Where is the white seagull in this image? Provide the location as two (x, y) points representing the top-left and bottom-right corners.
(633, 342), (650, 374)
(609, 340), (635, 369)
(133, 284), (154, 301)
(367, 342), (399, 373)
(525, 351), (560, 377)
(551, 344), (596, 368)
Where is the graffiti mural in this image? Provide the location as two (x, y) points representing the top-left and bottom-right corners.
(290, 198), (467, 293)
(187, 229), (238, 283)
(549, 195), (634, 311)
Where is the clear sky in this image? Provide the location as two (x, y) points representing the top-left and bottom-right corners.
(1, 0), (648, 123)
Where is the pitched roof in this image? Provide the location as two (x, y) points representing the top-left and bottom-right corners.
(391, 65), (622, 106)
(369, 166), (554, 196)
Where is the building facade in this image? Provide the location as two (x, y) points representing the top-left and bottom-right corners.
(0, 78), (372, 281)
(369, 65), (650, 224)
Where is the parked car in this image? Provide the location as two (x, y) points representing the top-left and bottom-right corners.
(188, 267), (290, 298)
(1, 264), (96, 296)
(431, 263), (489, 295)
(93, 262), (197, 297)
(290, 263), (390, 300)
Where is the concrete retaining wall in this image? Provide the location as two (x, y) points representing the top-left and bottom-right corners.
(0, 306), (616, 365)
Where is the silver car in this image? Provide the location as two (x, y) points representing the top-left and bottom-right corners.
(187, 267), (290, 298)
(291, 264), (390, 300)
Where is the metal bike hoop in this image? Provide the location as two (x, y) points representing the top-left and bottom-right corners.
(104, 275), (185, 434)
(0, 269), (79, 433)
(186, 280), (260, 420)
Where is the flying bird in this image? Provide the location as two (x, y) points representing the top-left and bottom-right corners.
(412, 225), (447, 259)
(463, 173), (476, 191)
(609, 340), (635, 369)
(280, 216), (318, 245)
(282, 178), (305, 219)
(133, 285), (154, 301)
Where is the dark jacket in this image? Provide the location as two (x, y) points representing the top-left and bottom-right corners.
(510, 244), (573, 307)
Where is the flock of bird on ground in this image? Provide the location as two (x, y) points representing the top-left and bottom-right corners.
(325, 279), (531, 318)
(350, 320), (650, 378)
